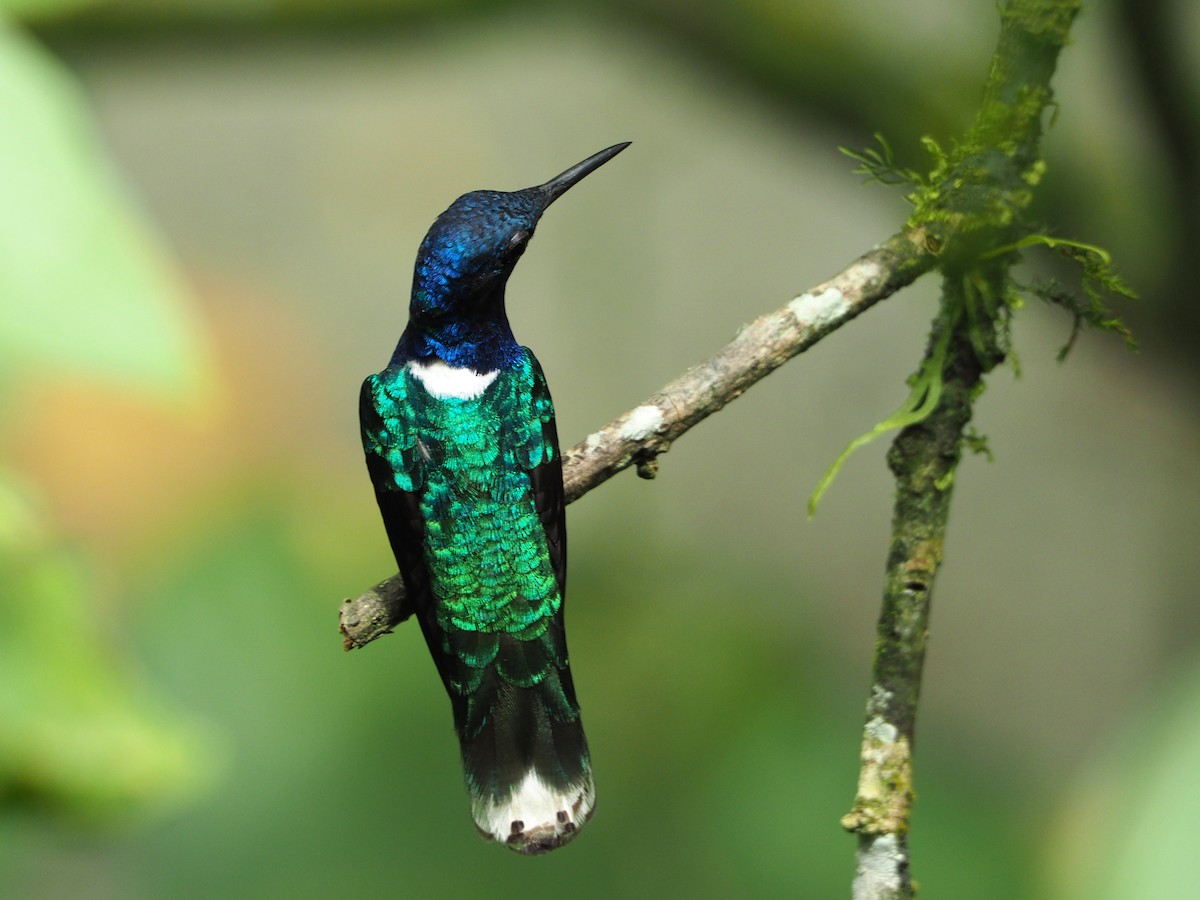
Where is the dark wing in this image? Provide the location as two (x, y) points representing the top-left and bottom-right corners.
(358, 373), (433, 623)
(525, 356), (567, 597)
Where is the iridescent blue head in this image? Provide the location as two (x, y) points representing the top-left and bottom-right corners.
(397, 142), (630, 372)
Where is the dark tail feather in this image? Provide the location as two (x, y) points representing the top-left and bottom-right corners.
(459, 671), (594, 854)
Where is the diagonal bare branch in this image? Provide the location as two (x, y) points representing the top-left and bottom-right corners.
(339, 227), (934, 649)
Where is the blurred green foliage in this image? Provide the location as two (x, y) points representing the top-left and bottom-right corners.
(0, 8), (212, 825)
(0, 0), (101, 23)
(0, 474), (213, 820)
(0, 14), (208, 401)
(1050, 658), (1200, 900)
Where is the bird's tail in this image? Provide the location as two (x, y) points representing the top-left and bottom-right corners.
(456, 658), (594, 854)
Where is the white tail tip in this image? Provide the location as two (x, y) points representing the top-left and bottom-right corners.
(472, 769), (595, 854)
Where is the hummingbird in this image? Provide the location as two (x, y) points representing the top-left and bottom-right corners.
(359, 142), (630, 853)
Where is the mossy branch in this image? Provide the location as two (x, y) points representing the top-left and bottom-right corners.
(840, 2), (1087, 897)
(842, 271), (1007, 899)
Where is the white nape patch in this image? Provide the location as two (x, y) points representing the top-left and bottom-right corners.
(788, 286), (850, 330)
(409, 361), (499, 399)
(473, 770), (595, 853)
(620, 404), (664, 441)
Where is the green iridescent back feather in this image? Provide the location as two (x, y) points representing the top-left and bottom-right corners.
(360, 349), (587, 800)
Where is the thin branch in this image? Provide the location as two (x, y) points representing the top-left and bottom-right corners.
(841, 281), (999, 898)
(339, 227), (935, 649)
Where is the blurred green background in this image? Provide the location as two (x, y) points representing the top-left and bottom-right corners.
(1, 1), (1197, 897)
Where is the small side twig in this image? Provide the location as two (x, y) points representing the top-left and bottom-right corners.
(339, 228), (934, 649)
(339, 577), (413, 650)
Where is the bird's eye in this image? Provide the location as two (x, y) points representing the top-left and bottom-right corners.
(506, 229), (531, 250)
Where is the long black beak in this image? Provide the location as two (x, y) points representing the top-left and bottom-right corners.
(538, 142), (631, 205)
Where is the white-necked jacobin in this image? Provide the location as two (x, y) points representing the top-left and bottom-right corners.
(359, 142), (630, 853)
